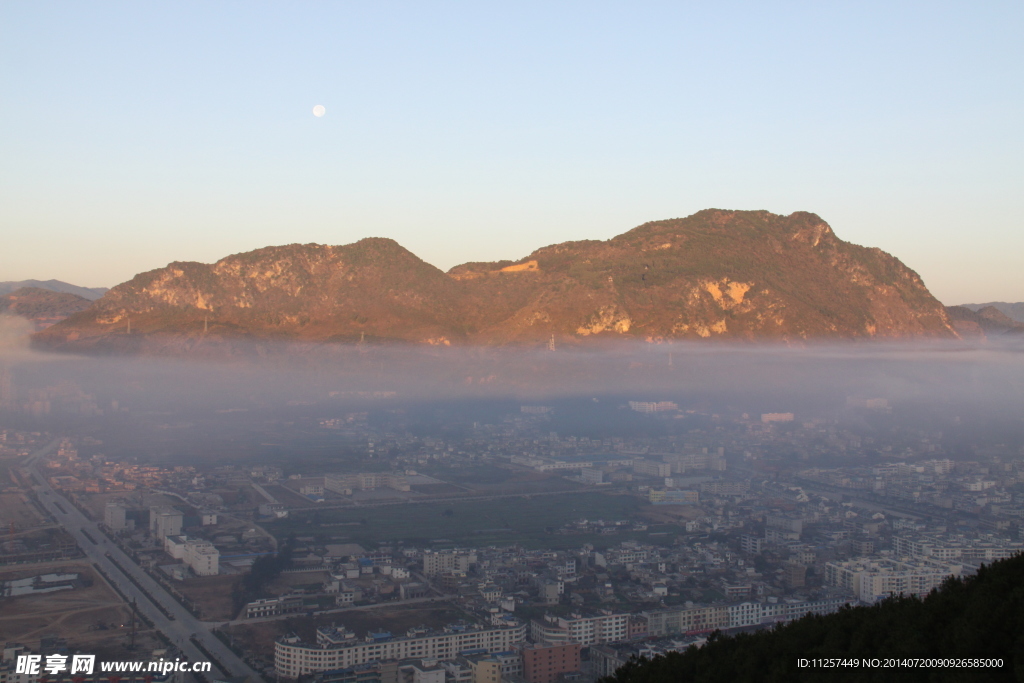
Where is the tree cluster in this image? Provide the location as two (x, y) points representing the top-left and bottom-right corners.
(232, 535), (295, 611)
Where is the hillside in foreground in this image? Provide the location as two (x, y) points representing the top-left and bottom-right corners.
(600, 552), (1024, 683)
(34, 210), (957, 354)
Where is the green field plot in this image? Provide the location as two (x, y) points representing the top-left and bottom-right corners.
(266, 492), (650, 549)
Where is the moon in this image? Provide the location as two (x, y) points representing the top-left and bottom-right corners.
(312, 105), (326, 118)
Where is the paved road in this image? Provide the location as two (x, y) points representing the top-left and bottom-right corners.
(25, 439), (260, 682)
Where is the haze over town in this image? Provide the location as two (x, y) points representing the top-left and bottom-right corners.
(1, 3), (1023, 683)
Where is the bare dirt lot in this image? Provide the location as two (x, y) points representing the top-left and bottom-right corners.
(0, 560), (149, 655)
(0, 492), (48, 531)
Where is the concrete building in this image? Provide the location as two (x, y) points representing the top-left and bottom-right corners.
(163, 535), (220, 576)
(423, 550), (477, 576)
(740, 534), (765, 554)
(633, 460), (673, 478)
(458, 652), (522, 683)
(825, 558), (967, 603)
(628, 401), (678, 413)
(325, 473), (411, 495)
(892, 535), (1024, 563)
(246, 596), (304, 619)
(518, 642), (580, 683)
(149, 506), (183, 541)
(644, 605), (729, 635)
(399, 662), (445, 683)
(529, 612), (628, 646)
(104, 502), (128, 531)
(782, 561), (806, 588)
(275, 621), (528, 678)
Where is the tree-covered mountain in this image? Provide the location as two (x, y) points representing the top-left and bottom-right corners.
(599, 552), (1024, 683)
(34, 210), (958, 354)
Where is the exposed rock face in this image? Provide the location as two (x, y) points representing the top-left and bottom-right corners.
(35, 210), (958, 353)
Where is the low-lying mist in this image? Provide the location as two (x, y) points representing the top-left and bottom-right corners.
(2, 320), (1022, 419)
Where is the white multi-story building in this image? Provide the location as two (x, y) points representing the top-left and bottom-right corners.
(324, 472), (410, 494)
(149, 506), (183, 541)
(274, 621), (527, 678)
(727, 602), (762, 628)
(644, 606), (730, 635)
(530, 612), (629, 646)
(724, 596), (848, 629)
(633, 460), (673, 478)
(104, 502), (128, 531)
(825, 558), (966, 603)
(892, 535), (1024, 563)
(423, 550), (477, 576)
(163, 535), (220, 576)
(188, 541), (220, 576)
(629, 401), (678, 413)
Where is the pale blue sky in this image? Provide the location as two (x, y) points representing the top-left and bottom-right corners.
(1, 2), (1021, 303)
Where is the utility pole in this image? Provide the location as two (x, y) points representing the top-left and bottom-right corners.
(129, 597), (137, 650)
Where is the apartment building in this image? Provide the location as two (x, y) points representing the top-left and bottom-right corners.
(643, 605), (730, 635)
(825, 558), (967, 603)
(519, 642), (580, 683)
(529, 612), (629, 646)
(275, 622), (527, 678)
(423, 550), (477, 576)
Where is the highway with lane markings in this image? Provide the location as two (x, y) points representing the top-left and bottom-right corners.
(24, 439), (260, 682)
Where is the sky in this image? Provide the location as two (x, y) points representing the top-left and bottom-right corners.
(1, 2), (1021, 304)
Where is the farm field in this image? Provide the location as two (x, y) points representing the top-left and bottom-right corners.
(265, 491), (656, 548)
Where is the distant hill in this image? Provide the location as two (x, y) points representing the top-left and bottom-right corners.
(0, 287), (93, 330)
(0, 279), (107, 300)
(600, 552), (1024, 683)
(34, 210), (958, 354)
(959, 301), (1024, 324)
(945, 305), (1024, 339)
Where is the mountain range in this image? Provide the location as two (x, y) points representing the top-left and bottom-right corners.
(958, 301), (1024, 324)
(28, 210), (972, 354)
(0, 287), (93, 331)
(945, 305), (1024, 338)
(0, 279), (107, 300)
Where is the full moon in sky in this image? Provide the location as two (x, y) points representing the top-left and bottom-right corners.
(312, 105), (326, 117)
